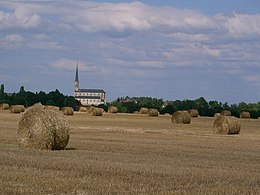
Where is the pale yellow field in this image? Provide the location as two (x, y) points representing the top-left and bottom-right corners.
(0, 110), (260, 194)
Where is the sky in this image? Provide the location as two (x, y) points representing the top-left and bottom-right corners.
(0, 0), (260, 103)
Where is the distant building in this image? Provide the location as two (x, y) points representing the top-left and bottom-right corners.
(74, 64), (106, 106)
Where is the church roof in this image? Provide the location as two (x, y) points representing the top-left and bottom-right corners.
(78, 88), (106, 93)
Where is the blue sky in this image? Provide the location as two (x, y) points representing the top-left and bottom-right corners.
(0, 0), (260, 103)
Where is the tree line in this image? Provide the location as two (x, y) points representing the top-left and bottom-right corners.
(1, 84), (260, 118)
(0, 84), (80, 110)
(107, 96), (260, 119)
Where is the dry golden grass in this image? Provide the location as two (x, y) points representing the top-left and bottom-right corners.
(0, 110), (260, 194)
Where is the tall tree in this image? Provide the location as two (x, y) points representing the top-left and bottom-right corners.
(0, 84), (4, 95)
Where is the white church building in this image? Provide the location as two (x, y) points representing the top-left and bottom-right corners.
(74, 65), (106, 106)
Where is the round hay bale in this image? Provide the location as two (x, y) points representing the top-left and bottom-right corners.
(140, 107), (148, 114)
(220, 110), (231, 116)
(148, 109), (159, 117)
(1, 103), (9, 110)
(79, 106), (87, 112)
(240, 111), (250, 119)
(213, 116), (240, 135)
(46, 105), (60, 111)
(62, 107), (74, 116)
(88, 106), (96, 114)
(171, 110), (191, 124)
(92, 108), (104, 116)
(188, 109), (199, 117)
(10, 105), (20, 114)
(10, 105), (23, 114)
(108, 106), (118, 114)
(214, 113), (221, 119)
(18, 105), (25, 112)
(17, 104), (70, 150)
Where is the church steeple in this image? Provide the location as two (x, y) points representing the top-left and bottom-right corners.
(74, 61), (79, 91)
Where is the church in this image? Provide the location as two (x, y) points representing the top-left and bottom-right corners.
(74, 65), (106, 106)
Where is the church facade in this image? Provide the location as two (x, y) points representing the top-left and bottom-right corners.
(74, 65), (106, 106)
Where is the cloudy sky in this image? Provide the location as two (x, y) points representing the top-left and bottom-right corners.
(0, 0), (260, 103)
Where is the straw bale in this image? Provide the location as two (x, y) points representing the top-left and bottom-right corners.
(140, 107), (148, 114)
(188, 109), (199, 117)
(171, 110), (191, 124)
(214, 113), (221, 119)
(10, 105), (25, 114)
(85, 106), (91, 113)
(79, 106), (87, 112)
(108, 106), (118, 114)
(46, 105), (60, 111)
(147, 109), (159, 117)
(1, 103), (9, 110)
(10, 105), (21, 114)
(62, 107), (74, 116)
(240, 111), (250, 119)
(17, 103), (70, 150)
(92, 108), (104, 116)
(87, 106), (96, 114)
(19, 105), (25, 112)
(221, 110), (231, 116)
(213, 116), (240, 135)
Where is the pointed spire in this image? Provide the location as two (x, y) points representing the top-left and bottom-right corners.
(74, 60), (79, 92)
(75, 60), (79, 82)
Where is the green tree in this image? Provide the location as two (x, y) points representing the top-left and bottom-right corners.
(237, 102), (248, 111)
(195, 97), (209, 116)
(11, 86), (27, 106)
(161, 103), (175, 115)
(19, 86), (25, 93)
(0, 84), (6, 103)
(223, 102), (230, 110)
(64, 96), (78, 110)
(36, 91), (48, 105)
(208, 100), (223, 116)
(0, 84), (4, 96)
(47, 89), (65, 107)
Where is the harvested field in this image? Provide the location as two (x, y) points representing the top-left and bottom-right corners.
(0, 110), (259, 194)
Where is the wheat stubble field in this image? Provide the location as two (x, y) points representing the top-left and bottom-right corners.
(0, 110), (260, 194)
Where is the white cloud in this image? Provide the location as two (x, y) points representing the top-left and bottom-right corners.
(50, 59), (99, 72)
(1, 1), (260, 39)
(0, 33), (61, 50)
(1, 34), (24, 48)
(2, 34), (23, 42)
(0, 10), (41, 29)
(201, 45), (221, 57)
(243, 74), (260, 82)
(50, 59), (84, 70)
(27, 41), (62, 49)
(30, 33), (61, 49)
(224, 12), (260, 36)
(61, 2), (152, 32)
(167, 33), (210, 42)
(33, 33), (50, 40)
